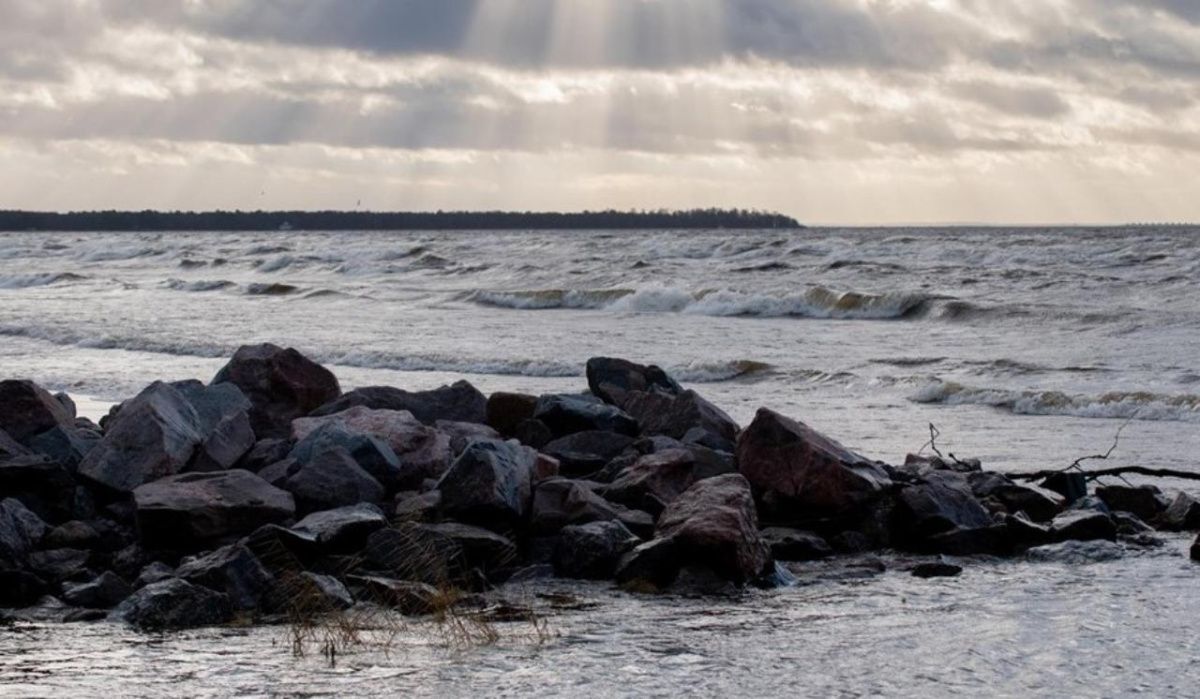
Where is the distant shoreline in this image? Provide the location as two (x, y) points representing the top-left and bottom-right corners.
(0, 209), (802, 232)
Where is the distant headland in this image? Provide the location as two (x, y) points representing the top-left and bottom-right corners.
(0, 209), (801, 232)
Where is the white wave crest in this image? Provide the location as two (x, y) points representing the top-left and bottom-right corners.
(163, 278), (235, 292)
(910, 379), (1200, 422)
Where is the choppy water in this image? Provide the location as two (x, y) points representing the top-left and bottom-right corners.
(2, 227), (1199, 696)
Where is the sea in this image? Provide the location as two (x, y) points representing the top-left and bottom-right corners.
(1, 226), (1198, 697)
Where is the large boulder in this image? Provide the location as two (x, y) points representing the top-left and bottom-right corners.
(172, 380), (256, 471)
(531, 478), (623, 534)
(967, 472), (1064, 523)
(894, 472), (996, 552)
(553, 520), (639, 579)
(133, 470), (295, 550)
(310, 381), (486, 426)
(654, 473), (770, 584)
(736, 409), (892, 522)
(0, 380), (74, 444)
(436, 439), (536, 531)
(291, 407), (452, 490)
(485, 392), (538, 437)
(601, 448), (698, 516)
(1094, 485), (1169, 523)
(533, 395), (638, 438)
(110, 578), (233, 630)
(77, 382), (205, 492)
(0, 428), (32, 460)
(0, 454), (76, 523)
(0, 497), (48, 565)
(26, 425), (101, 471)
(586, 357), (682, 406)
(1051, 509), (1116, 542)
(542, 431), (636, 477)
(212, 343), (340, 439)
(261, 447), (384, 515)
(61, 571), (132, 609)
(292, 503), (388, 553)
(619, 390), (739, 450)
(175, 543), (275, 611)
(289, 423), (403, 493)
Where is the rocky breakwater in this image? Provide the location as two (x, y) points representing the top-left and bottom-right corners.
(1, 349), (1198, 631)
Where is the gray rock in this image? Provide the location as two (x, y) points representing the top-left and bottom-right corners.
(436, 439), (536, 531)
(553, 520), (639, 579)
(543, 431), (636, 477)
(1051, 509), (1117, 542)
(436, 420), (502, 456)
(586, 357), (683, 407)
(61, 571), (131, 609)
(393, 490), (441, 522)
(27, 426), (100, 471)
(110, 578), (233, 629)
(0, 497), (48, 565)
(1095, 484), (1169, 523)
(175, 543), (275, 611)
(133, 470), (295, 550)
(911, 561), (962, 578)
(266, 446), (385, 516)
(311, 381), (486, 426)
(349, 576), (437, 615)
(967, 471), (1064, 522)
(212, 343), (341, 439)
(1160, 492), (1200, 531)
(1191, 534), (1199, 562)
(286, 572), (354, 611)
(423, 522), (518, 579)
(171, 380), (256, 471)
(615, 538), (681, 591)
(0, 454), (76, 522)
(895, 472), (995, 548)
(530, 477), (623, 534)
(78, 382), (205, 492)
(619, 389), (739, 449)
(134, 562), (175, 588)
(533, 395), (638, 438)
(289, 423), (403, 492)
(655, 473), (770, 584)
(26, 548), (91, 583)
(0, 428), (32, 460)
(1026, 539), (1124, 564)
(292, 503), (388, 553)
(237, 438), (292, 473)
(0, 380), (74, 444)
(601, 448), (697, 516)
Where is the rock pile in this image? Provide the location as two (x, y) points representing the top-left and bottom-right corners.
(1, 349), (1196, 629)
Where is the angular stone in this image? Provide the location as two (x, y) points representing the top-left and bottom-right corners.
(241, 524), (321, 575)
(912, 561), (962, 578)
(895, 472), (994, 544)
(0, 428), (31, 460)
(292, 503), (388, 553)
(1159, 492), (1200, 531)
(436, 439), (536, 531)
(175, 543), (275, 611)
(135, 562), (175, 589)
(61, 571), (132, 609)
(110, 578), (233, 629)
(311, 381), (486, 426)
(736, 408), (892, 521)
(967, 471), (1064, 523)
(0, 454), (76, 522)
(619, 390), (739, 449)
(133, 470), (295, 550)
(284, 572), (354, 611)
(485, 392), (538, 437)
(1005, 512), (1053, 548)
(43, 520), (100, 550)
(602, 448), (697, 516)
(436, 420), (502, 456)
(393, 490), (441, 523)
(586, 357), (682, 407)
(553, 520), (639, 579)
(614, 538), (681, 591)
(543, 431), (636, 477)
(171, 380), (256, 472)
(265, 447), (384, 516)
(1095, 485), (1169, 523)
(0, 379), (74, 444)
(533, 395), (638, 438)
(350, 576), (437, 615)
(78, 382), (204, 493)
(289, 422), (403, 492)
(26, 548), (91, 583)
(212, 343), (341, 439)
(655, 474), (770, 584)
(1051, 509), (1117, 542)
(760, 527), (832, 561)
(292, 407), (452, 491)
(27, 426), (100, 471)
(238, 438), (292, 473)
(530, 477), (623, 534)
(0, 497), (48, 565)
(423, 522), (518, 579)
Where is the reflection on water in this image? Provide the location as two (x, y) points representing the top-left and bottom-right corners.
(3, 540), (1197, 698)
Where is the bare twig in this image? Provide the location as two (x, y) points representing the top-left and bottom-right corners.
(1009, 464), (1200, 483)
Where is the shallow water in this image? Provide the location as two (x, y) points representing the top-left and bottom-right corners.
(2, 227), (1199, 696)
(2, 540), (1197, 698)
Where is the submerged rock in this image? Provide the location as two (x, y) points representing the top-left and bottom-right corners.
(736, 408), (891, 522)
(110, 578), (233, 630)
(133, 470), (295, 550)
(1026, 539), (1124, 564)
(911, 561), (962, 578)
(175, 543), (274, 611)
(212, 343), (340, 439)
(1051, 509), (1117, 542)
(311, 381), (486, 426)
(655, 473), (770, 585)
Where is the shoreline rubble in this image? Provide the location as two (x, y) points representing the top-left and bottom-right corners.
(1, 345), (1197, 630)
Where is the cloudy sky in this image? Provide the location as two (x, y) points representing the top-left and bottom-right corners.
(1, 0), (1198, 224)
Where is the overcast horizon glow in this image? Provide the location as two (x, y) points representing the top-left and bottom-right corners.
(2, 0), (1199, 225)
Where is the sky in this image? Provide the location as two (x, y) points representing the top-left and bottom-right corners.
(1, 0), (1199, 225)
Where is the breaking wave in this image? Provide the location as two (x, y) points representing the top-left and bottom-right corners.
(163, 279), (236, 292)
(467, 285), (938, 320)
(0, 272), (87, 289)
(910, 379), (1200, 422)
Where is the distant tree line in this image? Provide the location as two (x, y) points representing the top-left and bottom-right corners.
(0, 208), (802, 231)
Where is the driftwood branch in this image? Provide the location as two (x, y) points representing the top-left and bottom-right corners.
(1009, 465), (1200, 483)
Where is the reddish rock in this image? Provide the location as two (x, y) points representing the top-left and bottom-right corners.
(133, 470), (295, 550)
(655, 473), (769, 584)
(602, 448), (697, 516)
(585, 357), (682, 407)
(0, 380), (74, 445)
(486, 392), (538, 436)
(292, 406), (452, 488)
(736, 408), (891, 520)
(212, 343), (340, 439)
